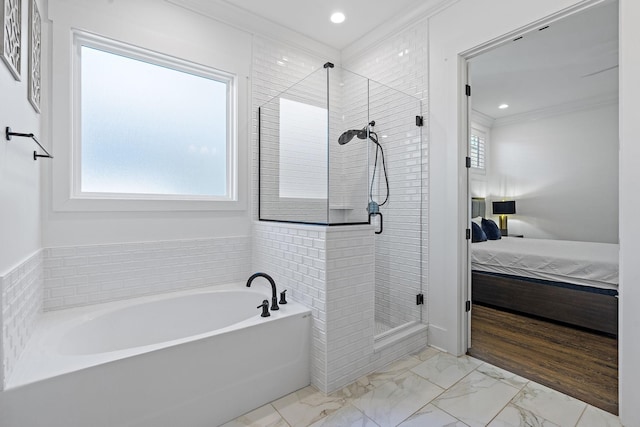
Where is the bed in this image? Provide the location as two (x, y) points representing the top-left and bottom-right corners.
(470, 199), (619, 336)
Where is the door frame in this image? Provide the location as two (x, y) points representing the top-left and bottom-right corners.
(457, 0), (613, 351)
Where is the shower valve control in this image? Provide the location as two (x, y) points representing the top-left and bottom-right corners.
(257, 300), (270, 317)
(279, 290), (288, 305)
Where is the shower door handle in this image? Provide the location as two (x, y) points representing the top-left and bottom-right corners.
(369, 212), (383, 234)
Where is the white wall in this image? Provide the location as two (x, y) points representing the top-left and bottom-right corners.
(0, 1), (43, 274)
(487, 103), (618, 243)
(0, 0), (45, 389)
(42, 0), (253, 248)
(618, 1), (640, 425)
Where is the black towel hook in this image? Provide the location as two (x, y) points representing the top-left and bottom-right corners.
(5, 126), (54, 161)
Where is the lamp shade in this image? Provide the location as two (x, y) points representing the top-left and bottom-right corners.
(493, 200), (516, 215)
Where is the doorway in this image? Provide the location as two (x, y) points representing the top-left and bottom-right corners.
(463, 0), (619, 414)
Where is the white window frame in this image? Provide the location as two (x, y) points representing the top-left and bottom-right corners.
(52, 30), (245, 212)
(469, 125), (487, 173)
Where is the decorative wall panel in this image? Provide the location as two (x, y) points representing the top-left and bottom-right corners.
(28, 0), (40, 112)
(1, 0), (21, 80)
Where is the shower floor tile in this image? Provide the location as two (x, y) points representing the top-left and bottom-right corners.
(222, 347), (623, 427)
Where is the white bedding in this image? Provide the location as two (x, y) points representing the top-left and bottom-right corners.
(471, 237), (619, 291)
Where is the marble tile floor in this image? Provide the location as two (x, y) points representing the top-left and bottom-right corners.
(221, 346), (624, 427)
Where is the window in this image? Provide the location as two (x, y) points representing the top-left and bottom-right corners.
(469, 127), (486, 170)
(73, 32), (236, 202)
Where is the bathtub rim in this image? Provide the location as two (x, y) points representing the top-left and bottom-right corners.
(7, 282), (311, 390)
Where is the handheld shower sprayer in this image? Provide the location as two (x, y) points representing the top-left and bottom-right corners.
(337, 121), (388, 234)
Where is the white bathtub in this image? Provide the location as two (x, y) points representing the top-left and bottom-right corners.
(0, 283), (311, 427)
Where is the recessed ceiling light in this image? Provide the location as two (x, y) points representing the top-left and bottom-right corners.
(330, 12), (345, 24)
(498, 104), (509, 109)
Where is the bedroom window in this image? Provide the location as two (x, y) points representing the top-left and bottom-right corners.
(73, 32), (236, 202)
(469, 128), (486, 170)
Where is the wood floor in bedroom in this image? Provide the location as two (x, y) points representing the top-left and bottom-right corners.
(467, 304), (618, 415)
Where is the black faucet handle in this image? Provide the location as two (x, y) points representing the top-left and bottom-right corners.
(279, 290), (288, 305)
(257, 300), (270, 317)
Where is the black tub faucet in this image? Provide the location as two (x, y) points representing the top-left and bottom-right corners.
(246, 272), (279, 311)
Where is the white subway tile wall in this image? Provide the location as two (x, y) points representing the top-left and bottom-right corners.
(0, 251), (43, 389)
(42, 236), (251, 310)
(253, 221), (427, 393)
(324, 226), (375, 391)
(343, 19), (430, 330)
(258, 66), (330, 223)
(253, 42), (371, 226)
(252, 222), (329, 390)
(331, 68), (371, 224)
(324, 226), (427, 392)
(252, 36), (328, 223)
(344, 22), (429, 101)
(251, 26), (431, 393)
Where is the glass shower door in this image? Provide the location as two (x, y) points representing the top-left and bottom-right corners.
(367, 80), (424, 337)
(258, 64), (425, 339)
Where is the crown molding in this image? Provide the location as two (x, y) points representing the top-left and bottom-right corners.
(471, 110), (495, 128)
(165, 0), (456, 68)
(491, 93), (619, 128)
(340, 0), (458, 63)
(165, 0), (340, 62)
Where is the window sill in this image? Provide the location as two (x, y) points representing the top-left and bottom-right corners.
(52, 196), (246, 212)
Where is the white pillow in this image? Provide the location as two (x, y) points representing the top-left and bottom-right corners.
(471, 216), (483, 227)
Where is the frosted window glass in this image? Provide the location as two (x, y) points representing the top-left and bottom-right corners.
(279, 98), (328, 199)
(80, 46), (228, 197)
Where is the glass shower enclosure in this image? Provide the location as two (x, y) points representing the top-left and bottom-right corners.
(258, 62), (424, 337)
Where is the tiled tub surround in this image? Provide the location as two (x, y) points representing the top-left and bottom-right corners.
(1, 236), (250, 390)
(253, 221), (428, 394)
(42, 236), (251, 310)
(0, 283), (311, 427)
(0, 251), (43, 389)
(223, 346), (623, 427)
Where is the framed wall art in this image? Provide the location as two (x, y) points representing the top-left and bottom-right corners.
(28, 0), (40, 112)
(1, 0), (21, 81)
